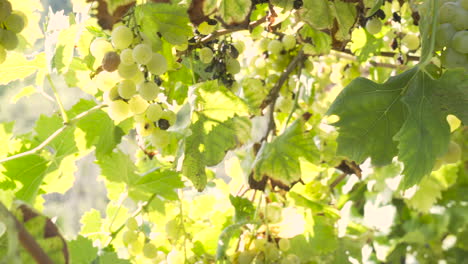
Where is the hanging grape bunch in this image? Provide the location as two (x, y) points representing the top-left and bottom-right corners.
(434, 0), (468, 70)
(0, 0), (27, 63)
(90, 19), (177, 151)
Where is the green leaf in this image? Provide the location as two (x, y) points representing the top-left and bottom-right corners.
(253, 119), (319, 185)
(395, 71), (455, 188)
(68, 99), (124, 157)
(80, 209), (102, 236)
(135, 3), (192, 45)
(131, 170), (184, 200)
(327, 68), (418, 166)
(52, 24), (79, 73)
(218, 0), (252, 25)
(310, 215), (338, 254)
(300, 0), (333, 30)
(97, 150), (139, 184)
(35, 114), (78, 159)
(229, 195), (255, 222)
(419, 0), (437, 66)
(365, 0), (383, 17)
(10, 86), (37, 103)
(216, 220), (254, 261)
(68, 235), (98, 264)
(182, 118), (207, 191)
(97, 251), (131, 264)
(330, 1), (357, 41)
(0, 52), (46, 85)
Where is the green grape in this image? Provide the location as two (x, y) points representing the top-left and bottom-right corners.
(199, 47), (214, 64)
(268, 39), (283, 55)
(226, 58), (241, 75)
(106, 85), (120, 101)
(439, 2), (458, 24)
(167, 249), (184, 264)
(151, 129), (170, 148)
(365, 18), (382, 34)
(108, 100), (130, 121)
(282, 35), (296, 51)
(451, 8), (468, 30)
(175, 43), (188, 51)
(135, 119), (155, 136)
(120, 48), (135, 65)
(258, 38), (270, 52)
(146, 103), (163, 122)
(122, 230), (138, 245)
(266, 203), (282, 224)
(161, 110), (176, 126)
(264, 243), (280, 261)
(90, 38), (113, 59)
(237, 251), (256, 264)
(443, 141), (461, 164)
(276, 96), (294, 113)
(129, 240), (143, 255)
(253, 238), (267, 251)
(111, 25), (133, 50)
(281, 254), (300, 264)
(133, 43), (153, 65)
(102, 51), (121, 72)
(118, 79), (136, 99)
(304, 58), (314, 72)
(459, 0), (468, 9)
(126, 217), (139, 230)
(0, 46), (6, 64)
(96, 71), (120, 92)
(138, 81), (160, 101)
(402, 34), (420, 50)
(451, 31), (468, 53)
(441, 48), (468, 69)
(435, 23), (457, 49)
(198, 21), (215, 35)
(128, 95), (149, 114)
(232, 41), (245, 54)
(117, 63), (138, 79)
(147, 52), (168, 75)
(12, 11), (28, 28)
(4, 13), (25, 33)
(278, 238), (290, 252)
(1, 30), (18, 50)
(0, 0), (12, 21)
(143, 243), (157, 259)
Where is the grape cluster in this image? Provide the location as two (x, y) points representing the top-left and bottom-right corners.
(435, 0), (468, 70)
(90, 24), (177, 150)
(0, 0), (26, 63)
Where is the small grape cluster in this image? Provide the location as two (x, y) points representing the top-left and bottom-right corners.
(0, 0), (26, 63)
(90, 23), (177, 150)
(435, 0), (468, 70)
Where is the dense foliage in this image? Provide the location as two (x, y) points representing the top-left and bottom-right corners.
(0, 0), (467, 263)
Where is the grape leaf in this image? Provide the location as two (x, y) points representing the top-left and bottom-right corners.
(182, 118), (207, 191)
(330, 0), (357, 41)
(79, 209), (102, 236)
(218, 0), (252, 25)
(52, 24), (79, 73)
(97, 150), (139, 184)
(0, 52), (46, 85)
(253, 118), (319, 185)
(68, 235), (98, 264)
(135, 3), (192, 45)
(229, 195), (255, 222)
(327, 68), (418, 166)
(131, 170), (184, 200)
(35, 114), (78, 160)
(68, 99), (125, 157)
(96, 251), (131, 264)
(300, 0), (333, 30)
(418, 0), (437, 66)
(395, 71), (453, 188)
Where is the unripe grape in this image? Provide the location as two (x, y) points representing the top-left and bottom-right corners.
(451, 9), (468, 30)
(232, 41), (245, 54)
(435, 23), (457, 49)
(365, 18), (382, 34)
(451, 31), (468, 53)
(161, 110), (176, 126)
(226, 58), (240, 75)
(276, 96), (294, 113)
(237, 251), (255, 264)
(264, 243), (280, 261)
(198, 21), (215, 35)
(111, 25), (133, 50)
(0, 0), (12, 21)
(126, 217), (139, 230)
(441, 48), (468, 69)
(118, 79), (136, 99)
(443, 141), (462, 164)
(106, 86), (120, 102)
(175, 43), (188, 51)
(102, 51), (121, 72)
(138, 81), (160, 101)
(151, 129), (170, 148)
(128, 95), (149, 114)
(304, 58), (314, 72)
(167, 249), (184, 264)
(117, 63), (138, 79)
(439, 2), (458, 24)
(90, 38), (113, 59)
(143, 243), (158, 259)
(281, 254), (300, 264)
(258, 38), (270, 51)
(253, 238), (267, 251)
(146, 103), (163, 122)
(4, 13), (25, 33)
(1, 30), (18, 50)
(129, 240), (143, 255)
(108, 100), (130, 122)
(282, 35), (296, 51)
(0, 46), (6, 64)
(120, 48), (135, 65)
(199, 47), (214, 64)
(122, 230), (137, 245)
(136, 119), (155, 136)
(402, 34), (420, 50)
(268, 39), (283, 55)
(147, 52), (168, 75)
(278, 238), (290, 252)
(133, 43), (153, 65)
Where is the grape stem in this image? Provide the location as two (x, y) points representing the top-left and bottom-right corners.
(46, 74), (69, 124)
(0, 202), (54, 264)
(200, 16), (268, 44)
(0, 104), (106, 164)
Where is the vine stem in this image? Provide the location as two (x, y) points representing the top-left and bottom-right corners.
(0, 104), (106, 164)
(200, 16), (268, 44)
(46, 74), (69, 124)
(0, 202), (54, 264)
